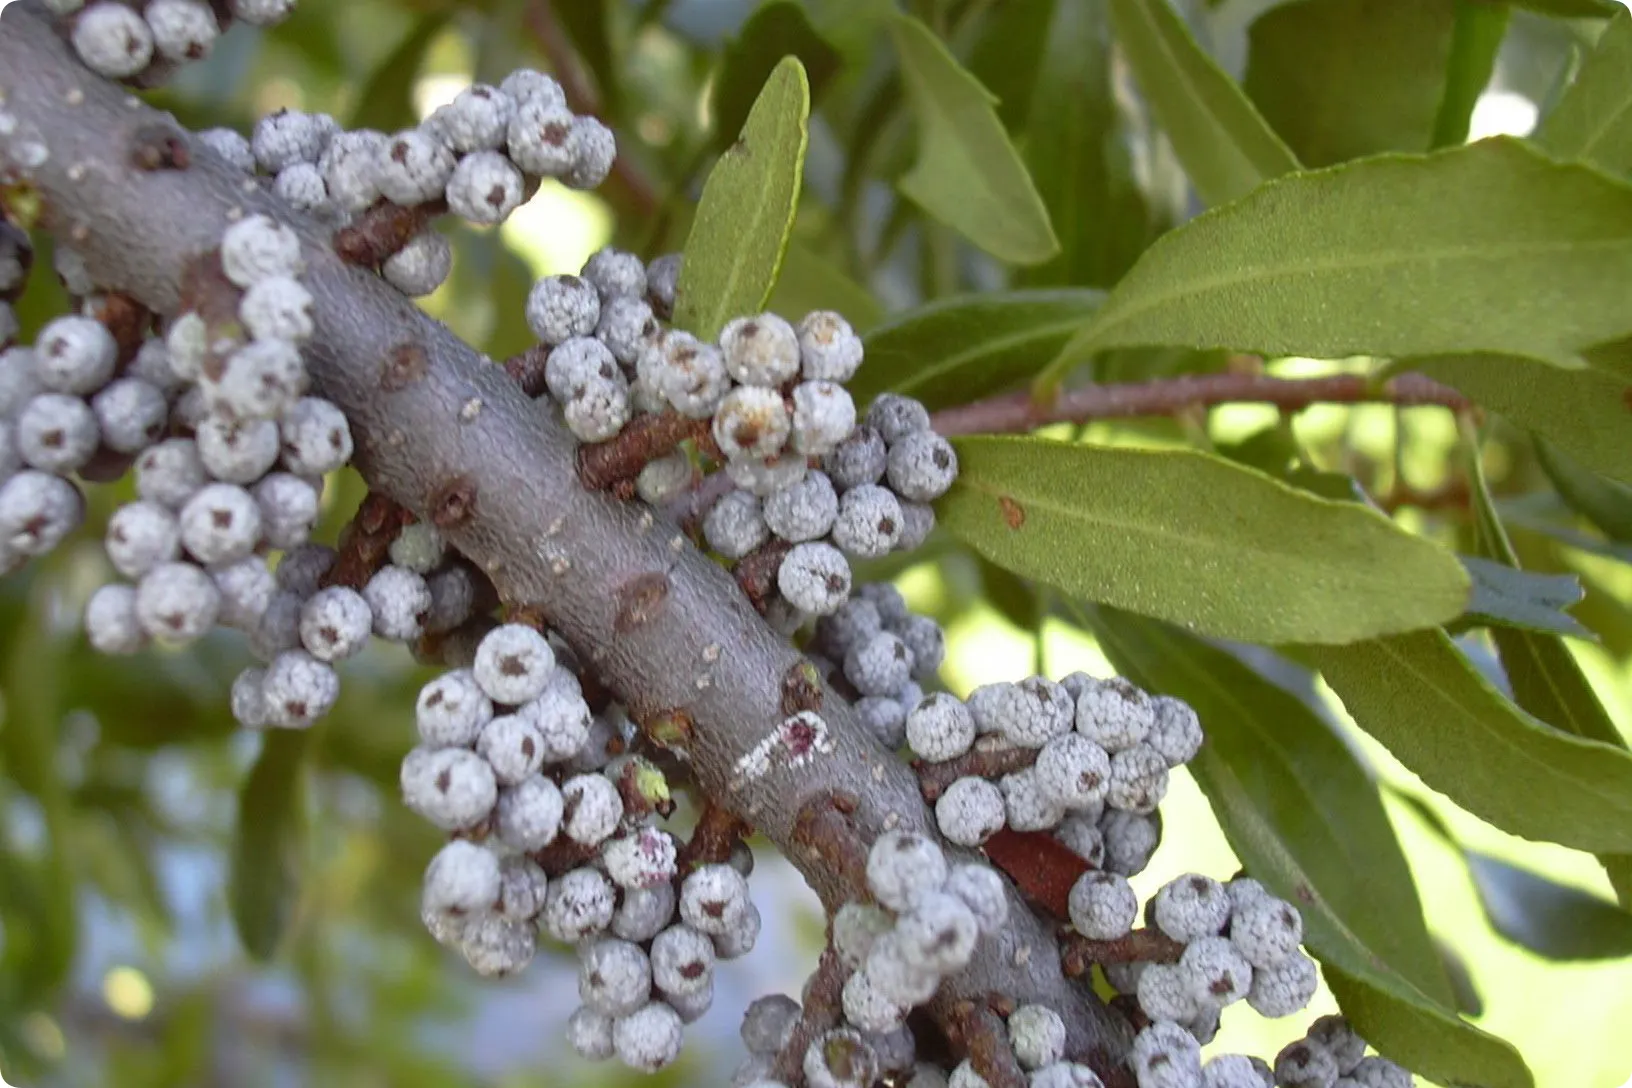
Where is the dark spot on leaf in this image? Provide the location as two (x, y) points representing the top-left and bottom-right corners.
(999, 496), (1024, 530)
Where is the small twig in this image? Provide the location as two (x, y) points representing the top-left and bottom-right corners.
(502, 343), (551, 399)
(677, 800), (752, 871)
(323, 492), (414, 590)
(947, 1001), (1027, 1088)
(577, 410), (711, 491)
(1374, 478), (1471, 513)
(733, 538), (794, 615)
(333, 198), (446, 267)
(913, 744), (1038, 802)
(522, 0), (661, 219)
(1059, 928), (1186, 978)
(929, 372), (1471, 438)
(981, 827), (1091, 921)
(771, 946), (849, 1085)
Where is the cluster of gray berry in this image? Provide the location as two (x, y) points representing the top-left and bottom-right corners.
(51, 0), (294, 82)
(403, 621), (761, 1073)
(730, 832), (1034, 1088)
(195, 67), (612, 298)
(1130, 1013), (1413, 1088)
(1114, 873), (1316, 1048)
(902, 669), (1198, 881)
(525, 252), (957, 627)
(807, 582), (945, 749)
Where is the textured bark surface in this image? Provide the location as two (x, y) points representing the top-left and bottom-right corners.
(0, 4), (1135, 1077)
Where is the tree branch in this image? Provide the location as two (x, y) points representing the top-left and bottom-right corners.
(0, 2), (1132, 1073)
(929, 372), (1471, 437)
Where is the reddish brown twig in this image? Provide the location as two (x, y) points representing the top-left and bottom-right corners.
(982, 827), (1091, 921)
(82, 291), (153, 368)
(771, 946), (849, 1084)
(929, 372), (1471, 437)
(323, 492), (415, 590)
(577, 410), (711, 491)
(502, 344), (551, 399)
(913, 744), (1038, 802)
(1060, 928), (1186, 977)
(677, 800), (753, 871)
(333, 198), (447, 267)
(733, 538), (794, 614)
(947, 1001), (1028, 1088)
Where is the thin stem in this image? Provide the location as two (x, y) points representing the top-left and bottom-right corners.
(929, 372), (1471, 438)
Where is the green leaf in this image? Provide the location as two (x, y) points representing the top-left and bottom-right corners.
(1076, 608), (1531, 1084)
(1431, 1), (1511, 149)
(1076, 606), (1454, 999)
(710, 2), (841, 153)
(1458, 555), (1591, 638)
(674, 57), (811, 342)
(230, 730), (311, 961)
(1308, 629), (1632, 853)
(851, 289), (1105, 410)
(1463, 425), (1632, 906)
(1416, 353), (1632, 485)
(1018, 0), (1159, 288)
(1044, 139), (1632, 384)
(766, 239), (883, 333)
(1534, 436), (1632, 543)
(887, 14), (1060, 265)
(1244, 0), (1460, 167)
(1108, 0), (1300, 207)
(1535, 9), (1632, 178)
(347, 14), (452, 133)
(937, 435), (1469, 644)
(1395, 790), (1632, 960)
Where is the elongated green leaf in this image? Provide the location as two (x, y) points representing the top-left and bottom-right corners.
(1109, 0), (1300, 207)
(1464, 428), (1632, 905)
(674, 58), (811, 341)
(1309, 630), (1632, 853)
(1044, 139), (1632, 384)
(1018, 0), (1158, 288)
(1417, 354), (1632, 485)
(887, 15), (1060, 265)
(1244, 0), (1459, 167)
(1535, 8), (1632, 179)
(1077, 607), (1453, 999)
(1396, 790), (1632, 959)
(938, 435), (1469, 644)
(711, 2), (841, 153)
(347, 14), (451, 133)
(1431, 1), (1511, 149)
(852, 289), (1104, 409)
(1535, 437), (1632, 543)
(230, 731), (311, 960)
(1078, 608), (1529, 1083)
(1458, 556), (1591, 638)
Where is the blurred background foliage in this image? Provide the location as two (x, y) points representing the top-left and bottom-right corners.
(1, 0), (1631, 1085)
